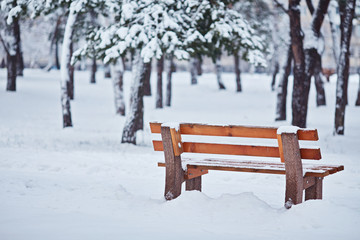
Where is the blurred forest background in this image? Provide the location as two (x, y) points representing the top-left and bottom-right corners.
(1, 0), (359, 144)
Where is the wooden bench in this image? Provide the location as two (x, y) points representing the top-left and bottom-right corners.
(150, 122), (344, 208)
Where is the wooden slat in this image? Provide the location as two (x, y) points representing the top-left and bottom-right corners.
(277, 134), (285, 163)
(158, 162), (328, 177)
(157, 159), (344, 178)
(298, 129), (319, 141)
(183, 142), (280, 157)
(300, 148), (321, 160)
(303, 176), (316, 190)
(150, 122), (319, 141)
(186, 168), (208, 180)
(152, 140), (321, 160)
(170, 128), (183, 156)
(180, 124), (278, 139)
(150, 122), (162, 134)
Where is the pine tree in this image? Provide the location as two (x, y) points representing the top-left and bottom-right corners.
(76, 0), (267, 144)
(25, 0), (110, 127)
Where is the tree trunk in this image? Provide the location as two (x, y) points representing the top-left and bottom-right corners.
(215, 55), (225, 90)
(275, 46), (293, 121)
(60, 8), (78, 128)
(156, 56), (164, 108)
(143, 60), (152, 96)
(270, 5), (281, 92)
(305, 0), (315, 14)
(234, 51), (242, 92)
(45, 16), (62, 72)
(6, 53), (17, 91)
(2, 1), (19, 92)
(55, 39), (60, 70)
(16, 44), (24, 77)
(289, 0), (307, 128)
(197, 56), (202, 76)
(121, 51), (146, 144)
(334, 0), (355, 135)
(104, 64), (111, 78)
(271, 62), (279, 91)
(110, 58), (125, 116)
(166, 55), (174, 107)
(355, 69), (360, 106)
(190, 57), (198, 85)
(314, 53), (326, 106)
(68, 41), (75, 100)
(0, 58), (5, 68)
(304, 0), (329, 107)
(90, 55), (97, 84)
(89, 10), (97, 84)
(5, 33), (17, 91)
(328, 0), (340, 66)
(15, 20), (23, 77)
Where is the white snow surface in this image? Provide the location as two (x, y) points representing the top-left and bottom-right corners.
(161, 122), (180, 131)
(277, 126), (299, 134)
(0, 69), (360, 239)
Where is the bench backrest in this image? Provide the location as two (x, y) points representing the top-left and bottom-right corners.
(150, 122), (321, 162)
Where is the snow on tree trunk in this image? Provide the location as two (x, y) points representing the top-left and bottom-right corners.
(334, 0), (355, 135)
(166, 55), (174, 107)
(60, 7), (78, 128)
(304, 0), (329, 108)
(110, 58), (125, 116)
(3, 4), (19, 92)
(328, 0), (340, 66)
(234, 51), (242, 92)
(15, 20), (23, 77)
(289, 0), (307, 128)
(190, 57), (198, 85)
(90, 55), (97, 84)
(215, 55), (225, 90)
(143, 61), (152, 96)
(68, 41), (75, 100)
(121, 51), (146, 144)
(156, 56), (164, 109)
(275, 45), (292, 121)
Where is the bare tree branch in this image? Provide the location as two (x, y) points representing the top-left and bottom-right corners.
(273, 0), (288, 14)
(0, 32), (9, 55)
(306, 0), (315, 15)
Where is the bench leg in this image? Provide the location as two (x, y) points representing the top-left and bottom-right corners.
(164, 155), (184, 200)
(161, 126), (184, 200)
(305, 177), (323, 201)
(186, 176), (202, 191)
(278, 132), (304, 208)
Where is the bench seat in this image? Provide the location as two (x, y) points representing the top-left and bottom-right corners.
(158, 158), (344, 178)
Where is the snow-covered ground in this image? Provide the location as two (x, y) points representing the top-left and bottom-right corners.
(0, 68), (359, 240)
